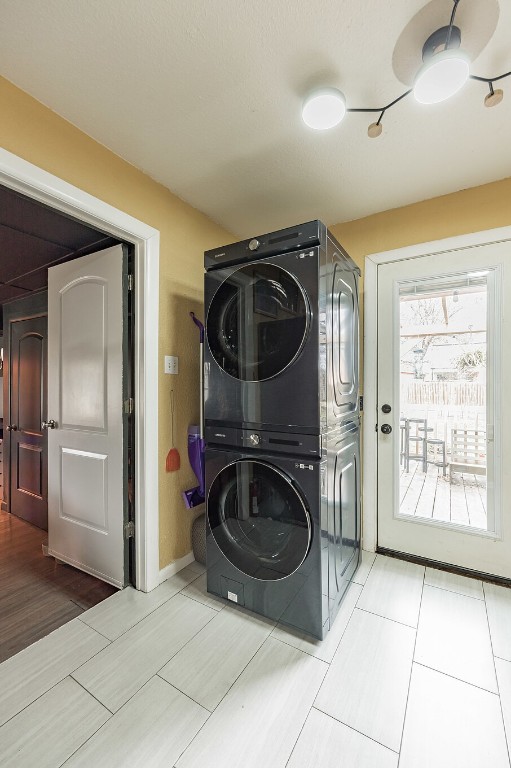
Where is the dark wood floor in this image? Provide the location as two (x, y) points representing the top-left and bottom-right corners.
(0, 508), (117, 663)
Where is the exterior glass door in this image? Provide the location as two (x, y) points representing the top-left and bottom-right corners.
(377, 241), (511, 578)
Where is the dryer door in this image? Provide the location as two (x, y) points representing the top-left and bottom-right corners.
(206, 263), (310, 381)
(208, 459), (311, 580)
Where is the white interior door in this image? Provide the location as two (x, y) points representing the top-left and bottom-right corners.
(47, 245), (126, 587)
(377, 240), (511, 578)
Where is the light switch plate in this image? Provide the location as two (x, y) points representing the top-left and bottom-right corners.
(164, 355), (179, 374)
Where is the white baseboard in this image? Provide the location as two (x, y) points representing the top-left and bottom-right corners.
(159, 551), (195, 584)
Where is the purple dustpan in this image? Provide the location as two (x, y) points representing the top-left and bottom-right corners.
(182, 426), (205, 509)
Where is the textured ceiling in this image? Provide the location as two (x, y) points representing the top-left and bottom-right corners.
(0, 186), (116, 311)
(0, 0), (509, 238)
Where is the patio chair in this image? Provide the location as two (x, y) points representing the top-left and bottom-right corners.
(450, 428), (487, 476)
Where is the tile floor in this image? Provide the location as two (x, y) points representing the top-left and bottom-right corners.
(1, 553), (511, 767)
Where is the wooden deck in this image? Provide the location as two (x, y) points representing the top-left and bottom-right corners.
(400, 462), (487, 528)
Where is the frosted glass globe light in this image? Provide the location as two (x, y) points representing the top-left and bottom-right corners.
(414, 49), (470, 105)
(302, 88), (346, 130)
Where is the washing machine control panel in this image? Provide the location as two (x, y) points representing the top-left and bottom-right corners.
(204, 424), (321, 456)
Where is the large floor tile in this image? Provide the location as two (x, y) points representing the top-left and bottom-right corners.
(180, 572), (226, 610)
(357, 556), (424, 627)
(424, 567), (484, 600)
(315, 608), (415, 752)
(352, 550), (377, 586)
(176, 637), (327, 768)
(0, 677), (110, 768)
(400, 664), (509, 768)
(79, 567), (200, 640)
(63, 675), (209, 768)
(72, 593), (216, 712)
(159, 603), (274, 711)
(187, 560), (206, 575)
(415, 585), (497, 692)
(286, 707), (398, 768)
(495, 657), (511, 751)
(0, 618), (109, 727)
(272, 582), (362, 663)
(484, 582), (511, 661)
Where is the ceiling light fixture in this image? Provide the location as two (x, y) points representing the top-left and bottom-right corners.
(414, 46), (470, 105)
(302, 88), (346, 130)
(302, 0), (510, 138)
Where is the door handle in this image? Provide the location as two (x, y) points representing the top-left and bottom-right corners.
(381, 424), (392, 434)
(6, 424), (18, 431)
(41, 419), (58, 430)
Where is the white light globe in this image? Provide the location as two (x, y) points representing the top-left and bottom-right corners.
(302, 88), (346, 130)
(414, 49), (470, 105)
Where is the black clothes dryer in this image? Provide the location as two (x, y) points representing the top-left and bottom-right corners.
(205, 422), (361, 639)
(204, 221), (360, 435)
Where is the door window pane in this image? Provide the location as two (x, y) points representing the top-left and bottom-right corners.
(399, 275), (488, 529)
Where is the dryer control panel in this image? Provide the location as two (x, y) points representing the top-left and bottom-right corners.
(204, 220), (324, 270)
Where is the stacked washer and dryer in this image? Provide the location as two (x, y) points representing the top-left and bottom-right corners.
(203, 220), (360, 639)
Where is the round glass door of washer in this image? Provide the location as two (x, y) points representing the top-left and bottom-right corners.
(208, 460), (311, 581)
(207, 263), (310, 381)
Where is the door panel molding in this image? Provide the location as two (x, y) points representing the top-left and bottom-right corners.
(0, 148), (160, 592)
(363, 225), (511, 555)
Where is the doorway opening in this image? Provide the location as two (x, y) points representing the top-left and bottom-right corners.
(0, 145), (160, 660)
(0, 187), (136, 660)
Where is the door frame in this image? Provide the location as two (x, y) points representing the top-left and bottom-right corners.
(0, 147), (160, 592)
(363, 224), (511, 554)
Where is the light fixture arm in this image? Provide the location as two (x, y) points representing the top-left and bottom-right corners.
(343, 64), (510, 134)
(470, 71), (511, 85)
(347, 88), (412, 116)
(445, 0), (461, 50)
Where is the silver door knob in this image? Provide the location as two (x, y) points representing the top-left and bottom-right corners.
(6, 424), (18, 431)
(42, 419), (58, 430)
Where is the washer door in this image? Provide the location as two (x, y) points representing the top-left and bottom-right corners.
(208, 460), (311, 580)
(207, 263), (309, 381)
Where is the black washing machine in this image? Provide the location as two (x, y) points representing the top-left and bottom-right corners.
(205, 422), (361, 639)
(204, 220), (360, 435)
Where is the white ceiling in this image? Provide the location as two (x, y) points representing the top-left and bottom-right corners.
(0, 0), (509, 238)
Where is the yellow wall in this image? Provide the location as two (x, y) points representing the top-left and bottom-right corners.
(2, 74), (510, 569)
(331, 177), (511, 390)
(0, 76), (234, 569)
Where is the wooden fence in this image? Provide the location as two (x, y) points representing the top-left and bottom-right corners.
(402, 381), (485, 407)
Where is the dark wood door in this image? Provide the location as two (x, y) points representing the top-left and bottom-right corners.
(9, 316), (48, 530)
